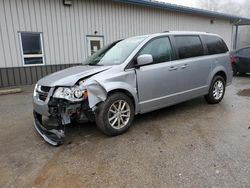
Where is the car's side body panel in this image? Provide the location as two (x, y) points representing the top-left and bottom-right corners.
(136, 60), (183, 113)
(206, 53), (231, 84)
(133, 33), (232, 114)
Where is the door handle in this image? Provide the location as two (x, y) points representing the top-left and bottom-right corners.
(169, 66), (178, 71)
(181, 64), (188, 69)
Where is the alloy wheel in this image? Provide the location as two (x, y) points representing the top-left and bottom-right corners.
(108, 100), (131, 129)
(213, 80), (224, 100)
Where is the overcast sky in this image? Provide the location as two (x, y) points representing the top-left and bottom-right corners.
(158, 0), (244, 8)
(158, 0), (198, 7)
(156, 0), (250, 18)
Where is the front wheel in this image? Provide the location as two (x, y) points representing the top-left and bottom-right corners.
(205, 75), (226, 104)
(95, 92), (135, 136)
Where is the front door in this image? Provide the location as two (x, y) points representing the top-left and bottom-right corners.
(136, 37), (182, 113)
(87, 36), (104, 56)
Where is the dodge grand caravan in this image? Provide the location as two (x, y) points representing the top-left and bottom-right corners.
(33, 32), (233, 146)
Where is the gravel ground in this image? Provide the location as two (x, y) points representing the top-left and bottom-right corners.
(0, 76), (250, 188)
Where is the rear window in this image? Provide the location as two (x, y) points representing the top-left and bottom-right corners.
(204, 35), (228, 55)
(175, 36), (204, 59)
(238, 48), (250, 57)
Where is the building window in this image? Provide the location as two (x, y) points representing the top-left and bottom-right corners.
(87, 36), (104, 56)
(19, 32), (44, 66)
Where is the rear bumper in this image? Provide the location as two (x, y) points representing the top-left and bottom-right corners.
(227, 70), (233, 86)
(33, 111), (64, 146)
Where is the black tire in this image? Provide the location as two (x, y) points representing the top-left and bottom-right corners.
(205, 75), (226, 104)
(95, 92), (135, 136)
(232, 63), (238, 76)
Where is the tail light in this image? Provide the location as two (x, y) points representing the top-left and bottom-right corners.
(229, 52), (233, 65)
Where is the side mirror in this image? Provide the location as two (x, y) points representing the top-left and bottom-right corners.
(136, 54), (153, 67)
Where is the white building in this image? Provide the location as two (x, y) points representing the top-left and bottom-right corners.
(238, 26), (250, 48)
(0, 0), (249, 87)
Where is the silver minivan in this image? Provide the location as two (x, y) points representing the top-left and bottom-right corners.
(33, 32), (233, 146)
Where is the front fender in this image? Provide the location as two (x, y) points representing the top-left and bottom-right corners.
(103, 82), (139, 113)
(80, 70), (140, 113)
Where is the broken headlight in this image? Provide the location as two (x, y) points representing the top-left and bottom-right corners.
(53, 86), (85, 101)
(74, 88), (83, 98)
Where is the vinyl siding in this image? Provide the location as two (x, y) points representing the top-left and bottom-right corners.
(0, 63), (80, 87)
(0, 0), (233, 69)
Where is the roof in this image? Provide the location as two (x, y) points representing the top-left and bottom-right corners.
(113, 0), (250, 25)
(134, 31), (221, 39)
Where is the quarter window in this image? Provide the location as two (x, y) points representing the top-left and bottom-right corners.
(19, 32), (44, 65)
(175, 36), (204, 59)
(138, 37), (173, 64)
(204, 35), (228, 55)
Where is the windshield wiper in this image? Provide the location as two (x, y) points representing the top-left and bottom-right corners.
(88, 64), (104, 66)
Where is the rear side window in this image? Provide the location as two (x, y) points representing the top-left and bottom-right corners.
(204, 35), (228, 55)
(175, 36), (204, 59)
(138, 37), (173, 64)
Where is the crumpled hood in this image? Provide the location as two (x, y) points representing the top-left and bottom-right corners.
(38, 65), (112, 87)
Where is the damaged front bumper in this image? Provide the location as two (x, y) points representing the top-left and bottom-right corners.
(33, 91), (94, 146)
(33, 111), (64, 146)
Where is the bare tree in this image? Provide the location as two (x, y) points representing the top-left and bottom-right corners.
(197, 0), (222, 12)
(242, 0), (250, 17)
(219, 0), (241, 16)
(197, 0), (241, 16)
(197, 0), (250, 49)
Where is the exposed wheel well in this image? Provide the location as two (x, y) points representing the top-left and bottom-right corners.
(107, 89), (135, 107)
(215, 71), (227, 83)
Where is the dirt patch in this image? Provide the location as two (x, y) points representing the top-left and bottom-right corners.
(238, 89), (250, 97)
(33, 148), (64, 187)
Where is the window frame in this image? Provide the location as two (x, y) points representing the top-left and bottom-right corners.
(137, 36), (174, 65)
(173, 35), (205, 60)
(19, 32), (45, 66)
(126, 36), (176, 69)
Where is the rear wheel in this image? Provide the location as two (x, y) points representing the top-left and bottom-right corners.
(95, 92), (135, 136)
(205, 75), (225, 104)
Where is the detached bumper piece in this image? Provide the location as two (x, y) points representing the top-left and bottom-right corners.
(33, 111), (65, 146)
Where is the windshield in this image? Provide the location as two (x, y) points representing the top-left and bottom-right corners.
(85, 36), (147, 66)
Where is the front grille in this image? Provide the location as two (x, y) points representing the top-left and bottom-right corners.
(37, 85), (51, 101)
(38, 93), (48, 101)
(41, 86), (51, 92)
